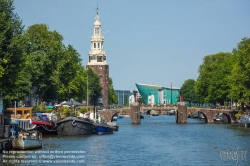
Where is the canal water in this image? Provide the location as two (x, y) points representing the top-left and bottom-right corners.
(1, 115), (250, 166)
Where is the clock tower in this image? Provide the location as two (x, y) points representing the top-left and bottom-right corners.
(86, 9), (109, 106)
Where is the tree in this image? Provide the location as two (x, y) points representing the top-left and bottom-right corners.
(229, 37), (250, 108)
(85, 68), (102, 105)
(24, 24), (66, 102)
(108, 77), (117, 105)
(195, 52), (233, 105)
(57, 44), (84, 102)
(0, 0), (31, 102)
(180, 79), (198, 106)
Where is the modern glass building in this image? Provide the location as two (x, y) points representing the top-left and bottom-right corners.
(114, 90), (133, 106)
(135, 84), (180, 105)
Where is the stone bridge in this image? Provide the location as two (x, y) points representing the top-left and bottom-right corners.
(176, 102), (235, 123)
(140, 104), (178, 115)
(98, 102), (235, 124)
(98, 104), (140, 124)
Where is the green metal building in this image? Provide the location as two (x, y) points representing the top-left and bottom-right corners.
(135, 84), (180, 105)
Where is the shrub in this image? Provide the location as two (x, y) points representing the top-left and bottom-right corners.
(79, 107), (88, 114)
(235, 113), (242, 118)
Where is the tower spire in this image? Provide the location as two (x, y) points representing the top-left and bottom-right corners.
(96, 4), (99, 15)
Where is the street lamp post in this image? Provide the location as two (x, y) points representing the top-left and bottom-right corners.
(70, 98), (73, 113)
(231, 97), (232, 110)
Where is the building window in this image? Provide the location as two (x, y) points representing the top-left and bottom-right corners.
(95, 27), (99, 35)
(99, 75), (103, 83)
(103, 56), (106, 61)
(94, 43), (96, 48)
(97, 56), (102, 62)
(98, 43), (100, 48)
(89, 56), (91, 62)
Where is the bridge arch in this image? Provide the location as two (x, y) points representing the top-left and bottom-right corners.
(111, 112), (119, 122)
(177, 102), (233, 123)
(97, 105), (141, 124)
(198, 111), (208, 123)
(222, 113), (231, 123)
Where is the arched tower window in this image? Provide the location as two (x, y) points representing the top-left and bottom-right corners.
(95, 27), (99, 35)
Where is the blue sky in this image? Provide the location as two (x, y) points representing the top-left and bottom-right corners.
(14, 0), (250, 91)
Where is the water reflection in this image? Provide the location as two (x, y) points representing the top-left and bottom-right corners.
(1, 115), (249, 165)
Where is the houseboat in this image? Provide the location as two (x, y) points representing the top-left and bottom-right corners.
(56, 116), (94, 135)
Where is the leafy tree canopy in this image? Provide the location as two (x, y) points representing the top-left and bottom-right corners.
(0, 0), (31, 101)
(108, 77), (117, 105)
(229, 37), (250, 105)
(85, 68), (102, 106)
(180, 79), (198, 106)
(195, 52), (233, 105)
(23, 24), (66, 101)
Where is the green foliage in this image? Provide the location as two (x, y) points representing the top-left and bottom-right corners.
(195, 52), (233, 105)
(24, 24), (66, 101)
(63, 107), (71, 117)
(0, 0), (104, 107)
(24, 24), (87, 103)
(79, 107), (88, 114)
(57, 45), (84, 101)
(32, 103), (46, 112)
(235, 113), (242, 119)
(85, 68), (102, 105)
(0, 0), (31, 101)
(108, 77), (118, 105)
(229, 37), (250, 105)
(180, 79), (198, 106)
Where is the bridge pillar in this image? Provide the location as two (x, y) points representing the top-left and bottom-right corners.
(176, 102), (187, 123)
(130, 104), (140, 124)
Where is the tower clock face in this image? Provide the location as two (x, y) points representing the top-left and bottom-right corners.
(97, 56), (102, 62)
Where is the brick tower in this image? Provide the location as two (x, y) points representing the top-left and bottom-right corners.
(86, 9), (109, 106)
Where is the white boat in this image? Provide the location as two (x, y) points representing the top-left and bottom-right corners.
(167, 110), (175, 115)
(11, 130), (42, 150)
(214, 113), (223, 122)
(239, 115), (250, 127)
(112, 116), (118, 121)
(198, 112), (205, 119)
(107, 122), (119, 131)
